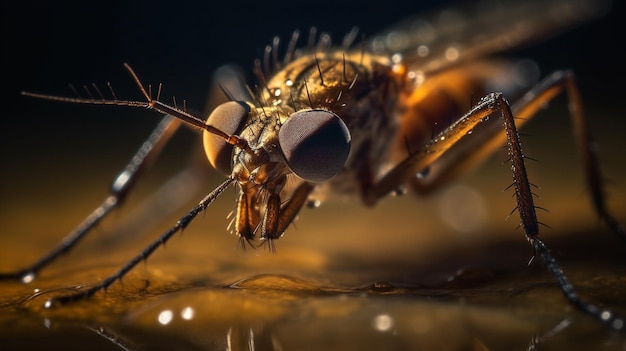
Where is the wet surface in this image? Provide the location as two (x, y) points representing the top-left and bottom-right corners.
(1, 188), (625, 351)
(1, 248), (626, 351)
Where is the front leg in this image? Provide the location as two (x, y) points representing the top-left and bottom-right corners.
(235, 178), (315, 251)
(260, 181), (315, 251)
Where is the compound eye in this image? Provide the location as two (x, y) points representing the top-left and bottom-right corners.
(279, 109), (351, 182)
(203, 101), (249, 175)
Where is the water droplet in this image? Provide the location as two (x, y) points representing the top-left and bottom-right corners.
(371, 281), (394, 292)
(438, 184), (488, 234)
(21, 272), (35, 284)
(307, 199), (321, 208)
(392, 186), (407, 196)
(512, 59), (539, 87)
(373, 314), (394, 332)
(417, 45), (429, 57)
(417, 167), (430, 179)
(158, 310), (174, 325)
(181, 306), (195, 321)
(445, 46), (460, 61)
(386, 31), (409, 51)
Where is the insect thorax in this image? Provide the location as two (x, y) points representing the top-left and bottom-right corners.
(250, 50), (404, 197)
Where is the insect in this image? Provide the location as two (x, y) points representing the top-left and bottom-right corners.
(3, 0), (624, 333)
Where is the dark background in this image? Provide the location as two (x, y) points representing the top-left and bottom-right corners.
(4, 0), (623, 125)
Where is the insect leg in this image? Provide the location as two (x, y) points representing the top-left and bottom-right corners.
(45, 177), (234, 307)
(408, 70), (623, 242)
(260, 181), (315, 249)
(236, 179), (314, 250)
(364, 79), (624, 331)
(363, 94), (505, 205)
(0, 115), (182, 283)
(499, 92), (623, 332)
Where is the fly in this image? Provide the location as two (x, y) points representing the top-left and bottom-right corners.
(4, 0), (624, 333)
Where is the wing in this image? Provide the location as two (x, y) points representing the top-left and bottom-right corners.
(366, 0), (609, 78)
